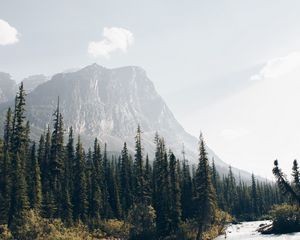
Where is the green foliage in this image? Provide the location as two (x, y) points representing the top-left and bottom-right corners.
(271, 204), (300, 233)
(0, 224), (13, 240)
(99, 219), (129, 239)
(0, 87), (285, 239)
(9, 209), (105, 240)
(128, 203), (156, 240)
(194, 134), (217, 239)
(177, 210), (232, 240)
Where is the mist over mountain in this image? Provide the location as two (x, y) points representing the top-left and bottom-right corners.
(0, 72), (17, 104)
(22, 74), (48, 92)
(0, 64), (257, 181)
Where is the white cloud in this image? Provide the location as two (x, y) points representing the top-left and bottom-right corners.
(0, 19), (19, 45)
(250, 51), (300, 81)
(88, 27), (134, 58)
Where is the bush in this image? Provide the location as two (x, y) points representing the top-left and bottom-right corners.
(0, 224), (13, 240)
(9, 210), (105, 240)
(271, 204), (300, 234)
(177, 209), (232, 240)
(99, 219), (129, 239)
(128, 204), (156, 240)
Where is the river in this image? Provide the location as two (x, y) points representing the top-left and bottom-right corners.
(215, 221), (300, 240)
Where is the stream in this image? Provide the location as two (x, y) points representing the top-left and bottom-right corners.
(215, 220), (300, 239)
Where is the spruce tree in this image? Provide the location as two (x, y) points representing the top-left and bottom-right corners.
(292, 159), (300, 194)
(134, 125), (146, 204)
(9, 83), (29, 224)
(49, 100), (65, 217)
(108, 159), (122, 218)
(169, 152), (181, 233)
(73, 136), (88, 222)
(181, 157), (193, 220)
(0, 108), (13, 223)
(120, 142), (133, 214)
(144, 154), (152, 205)
(28, 143), (42, 209)
(153, 135), (171, 237)
(194, 134), (217, 240)
(102, 143), (113, 218)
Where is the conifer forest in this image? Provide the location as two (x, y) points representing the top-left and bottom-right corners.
(0, 84), (285, 239)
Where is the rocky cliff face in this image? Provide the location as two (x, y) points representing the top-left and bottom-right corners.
(0, 72), (16, 104)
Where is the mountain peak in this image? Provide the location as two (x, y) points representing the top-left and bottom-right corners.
(82, 63), (107, 71)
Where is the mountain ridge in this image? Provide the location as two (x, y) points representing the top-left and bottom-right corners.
(0, 64), (263, 182)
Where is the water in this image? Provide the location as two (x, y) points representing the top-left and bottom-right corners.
(215, 220), (300, 240)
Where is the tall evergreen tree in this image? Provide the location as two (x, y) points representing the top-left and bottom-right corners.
(181, 157), (193, 220)
(251, 174), (259, 217)
(9, 83), (29, 224)
(102, 143), (113, 218)
(194, 134), (217, 240)
(120, 142), (133, 214)
(28, 143), (42, 209)
(169, 152), (181, 233)
(134, 125), (146, 204)
(292, 159), (300, 194)
(0, 108), (13, 223)
(49, 100), (65, 217)
(153, 135), (170, 237)
(73, 136), (88, 222)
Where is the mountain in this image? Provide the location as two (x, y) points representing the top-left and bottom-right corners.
(0, 72), (17, 104)
(0, 64), (257, 181)
(22, 74), (48, 92)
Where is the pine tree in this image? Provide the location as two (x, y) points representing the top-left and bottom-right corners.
(120, 142), (133, 214)
(73, 136), (88, 222)
(28, 143), (42, 209)
(9, 153), (29, 223)
(251, 174), (259, 217)
(181, 157), (193, 220)
(292, 159), (300, 194)
(108, 159), (122, 218)
(90, 161), (102, 225)
(9, 83), (29, 224)
(144, 154), (152, 205)
(49, 100), (65, 217)
(41, 127), (56, 218)
(169, 152), (181, 233)
(153, 135), (171, 237)
(273, 160), (300, 205)
(134, 125), (146, 204)
(228, 166), (238, 214)
(102, 143), (113, 218)
(194, 133), (217, 240)
(0, 108), (13, 223)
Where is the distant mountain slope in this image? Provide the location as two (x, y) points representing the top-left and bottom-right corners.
(0, 72), (17, 104)
(0, 64), (259, 181)
(22, 74), (48, 92)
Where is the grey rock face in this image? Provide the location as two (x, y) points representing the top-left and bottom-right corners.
(0, 72), (17, 104)
(22, 74), (48, 92)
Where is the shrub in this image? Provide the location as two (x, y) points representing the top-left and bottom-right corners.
(271, 204), (300, 234)
(177, 209), (232, 240)
(9, 210), (105, 240)
(99, 219), (129, 239)
(128, 204), (156, 240)
(0, 224), (13, 240)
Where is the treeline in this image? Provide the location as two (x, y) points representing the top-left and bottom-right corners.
(212, 165), (284, 220)
(0, 83), (282, 239)
(255, 160), (300, 234)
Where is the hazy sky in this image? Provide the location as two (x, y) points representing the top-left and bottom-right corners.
(1, 0), (300, 178)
